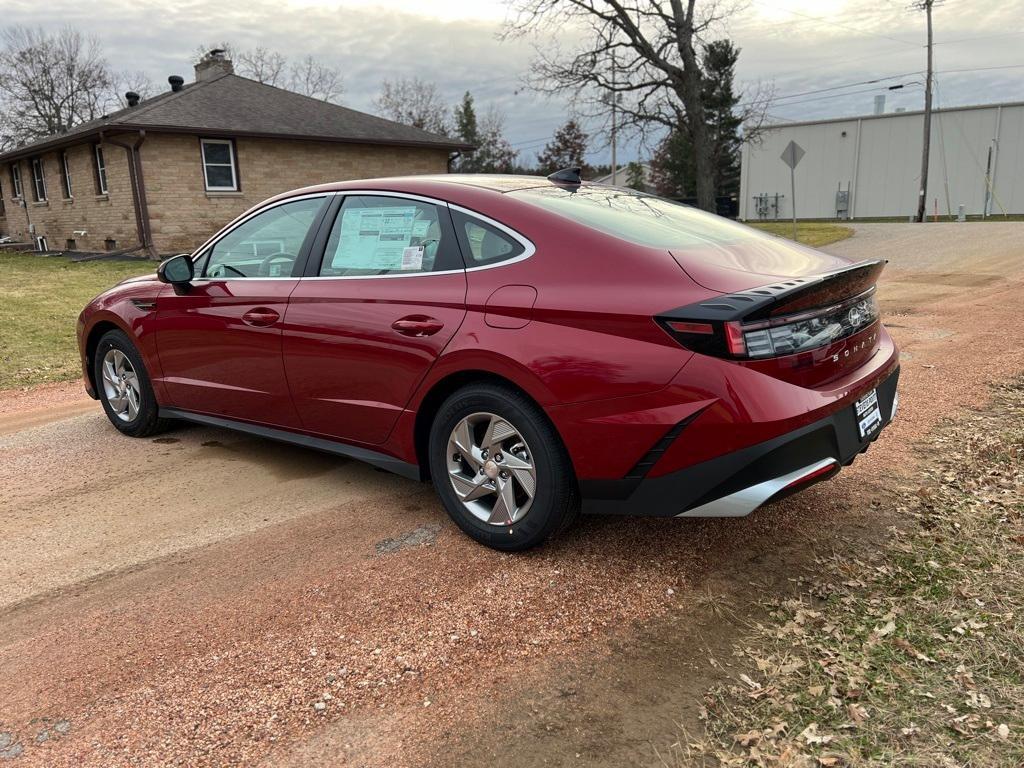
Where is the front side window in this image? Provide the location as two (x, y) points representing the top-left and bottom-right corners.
(450, 209), (525, 267)
(94, 145), (108, 194)
(319, 195), (462, 277)
(204, 197), (324, 278)
(60, 151), (72, 198)
(11, 163), (23, 199)
(200, 139), (238, 191)
(30, 158), (46, 201)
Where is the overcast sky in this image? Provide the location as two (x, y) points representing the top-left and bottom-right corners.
(3, 0), (1022, 165)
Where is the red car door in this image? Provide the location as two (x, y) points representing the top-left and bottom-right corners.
(153, 195), (328, 428)
(283, 193), (467, 445)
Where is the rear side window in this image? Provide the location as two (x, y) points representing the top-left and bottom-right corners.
(450, 209), (525, 267)
(319, 195), (462, 276)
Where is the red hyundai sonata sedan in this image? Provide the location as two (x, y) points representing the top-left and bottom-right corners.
(77, 171), (898, 550)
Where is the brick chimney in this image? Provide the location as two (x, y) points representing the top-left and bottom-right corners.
(195, 49), (234, 82)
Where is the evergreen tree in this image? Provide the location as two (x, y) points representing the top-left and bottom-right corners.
(453, 91), (481, 172)
(625, 161), (647, 191)
(474, 107), (518, 173)
(535, 120), (588, 176)
(703, 40), (743, 197)
(650, 40), (743, 199)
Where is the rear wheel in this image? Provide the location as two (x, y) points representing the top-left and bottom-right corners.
(428, 383), (579, 551)
(94, 329), (169, 437)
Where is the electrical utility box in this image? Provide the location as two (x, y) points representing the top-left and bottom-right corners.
(835, 183), (850, 220)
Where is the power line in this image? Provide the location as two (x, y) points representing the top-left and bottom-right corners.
(767, 71), (923, 104)
(934, 31), (1022, 46)
(748, 0), (921, 47)
(508, 62), (1024, 156)
(757, 81), (923, 110)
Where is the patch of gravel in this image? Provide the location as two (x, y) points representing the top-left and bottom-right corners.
(375, 523), (443, 555)
(0, 732), (23, 760)
(0, 380), (87, 416)
(2, 224), (1024, 768)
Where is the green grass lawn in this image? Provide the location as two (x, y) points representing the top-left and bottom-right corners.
(749, 221), (854, 248)
(0, 252), (155, 389)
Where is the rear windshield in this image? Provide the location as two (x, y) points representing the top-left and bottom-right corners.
(509, 186), (765, 248)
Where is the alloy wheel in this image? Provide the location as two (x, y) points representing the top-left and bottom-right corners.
(446, 412), (537, 526)
(101, 348), (141, 422)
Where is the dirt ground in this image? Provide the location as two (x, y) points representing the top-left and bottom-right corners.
(1, 222), (1023, 766)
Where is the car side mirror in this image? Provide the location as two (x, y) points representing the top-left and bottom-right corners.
(157, 254), (194, 293)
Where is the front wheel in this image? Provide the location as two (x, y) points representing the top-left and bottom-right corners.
(94, 329), (169, 437)
(428, 383), (579, 551)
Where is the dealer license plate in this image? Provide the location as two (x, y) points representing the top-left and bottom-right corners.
(855, 389), (882, 439)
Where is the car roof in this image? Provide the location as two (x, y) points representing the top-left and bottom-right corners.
(262, 174), (614, 210)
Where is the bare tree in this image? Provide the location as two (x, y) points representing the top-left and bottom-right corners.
(235, 45), (288, 87)
(0, 26), (114, 144)
(374, 77), (450, 136)
(113, 70), (155, 108)
(289, 54), (343, 102)
(504, 1), (755, 212)
(195, 43), (342, 102)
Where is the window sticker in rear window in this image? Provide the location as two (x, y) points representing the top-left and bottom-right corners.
(331, 205), (419, 270)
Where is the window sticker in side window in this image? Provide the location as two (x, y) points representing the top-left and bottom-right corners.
(332, 205), (423, 271)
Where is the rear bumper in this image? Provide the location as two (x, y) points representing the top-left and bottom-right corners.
(581, 366), (899, 517)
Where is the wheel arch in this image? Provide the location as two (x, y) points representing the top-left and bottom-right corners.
(412, 369), (572, 483)
(84, 320), (128, 394)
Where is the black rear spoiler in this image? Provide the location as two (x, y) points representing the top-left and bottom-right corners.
(662, 259), (886, 324)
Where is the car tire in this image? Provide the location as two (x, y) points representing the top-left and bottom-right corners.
(428, 382), (580, 551)
(94, 329), (169, 438)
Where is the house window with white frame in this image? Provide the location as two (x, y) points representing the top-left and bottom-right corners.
(60, 151), (73, 199)
(30, 157), (47, 202)
(10, 163), (23, 199)
(200, 138), (238, 191)
(94, 144), (108, 195)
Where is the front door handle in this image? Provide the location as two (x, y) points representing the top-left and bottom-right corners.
(242, 307), (280, 327)
(392, 316), (444, 337)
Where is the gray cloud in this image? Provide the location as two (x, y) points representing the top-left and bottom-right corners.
(2, 0), (1021, 165)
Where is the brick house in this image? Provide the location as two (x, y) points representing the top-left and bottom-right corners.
(0, 55), (469, 256)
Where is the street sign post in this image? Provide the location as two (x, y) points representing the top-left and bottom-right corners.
(780, 140), (805, 241)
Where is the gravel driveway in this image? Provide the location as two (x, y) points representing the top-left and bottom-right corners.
(2, 222), (1023, 767)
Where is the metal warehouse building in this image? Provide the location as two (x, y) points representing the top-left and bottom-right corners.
(739, 100), (1024, 221)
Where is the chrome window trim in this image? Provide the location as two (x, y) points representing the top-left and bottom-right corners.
(447, 202), (535, 272)
(185, 190), (537, 282)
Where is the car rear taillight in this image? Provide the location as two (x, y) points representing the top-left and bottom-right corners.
(658, 287), (880, 361)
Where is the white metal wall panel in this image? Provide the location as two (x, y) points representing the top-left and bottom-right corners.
(743, 119), (859, 219)
(855, 114), (920, 218)
(991, 106), (1024, 215)
(740, 103), (1024, 220)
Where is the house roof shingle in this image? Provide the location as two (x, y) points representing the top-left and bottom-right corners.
(0, 73), (471, 161)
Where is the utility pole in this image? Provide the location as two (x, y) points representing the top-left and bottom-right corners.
(914, 0), (937, 223)
(610, 53), (617, 185)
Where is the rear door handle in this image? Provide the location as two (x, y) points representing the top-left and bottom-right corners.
(392, 316), (444, 337)
(242, 307), (280, 327)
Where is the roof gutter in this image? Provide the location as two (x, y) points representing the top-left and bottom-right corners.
(100, 129), (156, 259)
(0, 125), (473, 164)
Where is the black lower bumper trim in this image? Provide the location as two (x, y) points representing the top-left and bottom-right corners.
(580, 366), (900, 517)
